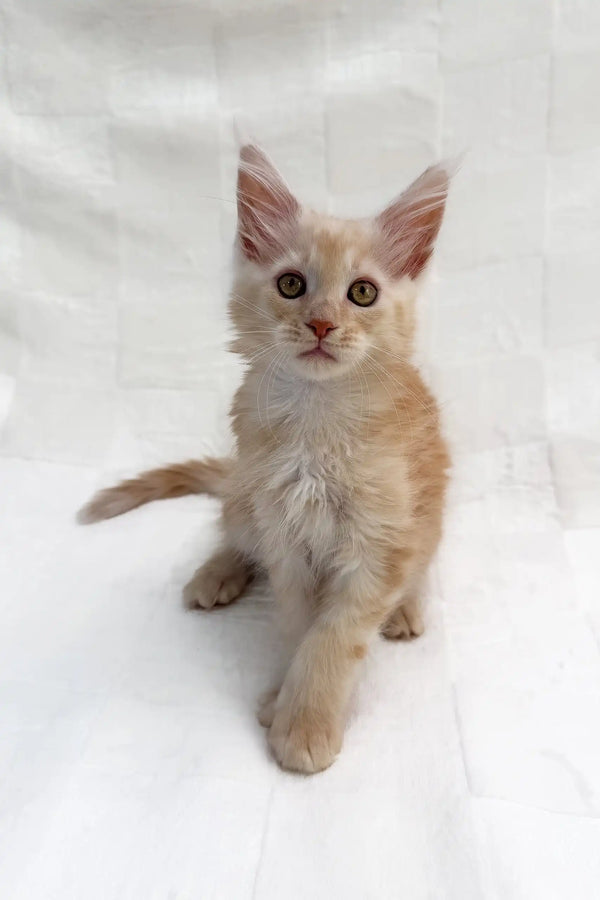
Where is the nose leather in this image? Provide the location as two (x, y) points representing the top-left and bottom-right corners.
(306, 319), (336, 340)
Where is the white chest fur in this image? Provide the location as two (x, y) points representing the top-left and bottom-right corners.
(251, 379), (358, 569)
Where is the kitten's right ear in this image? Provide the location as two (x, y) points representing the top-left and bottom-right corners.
(237, 145), (300, 263)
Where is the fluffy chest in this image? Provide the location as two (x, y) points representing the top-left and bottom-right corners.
(280, 442), (348, 515)
(253, 433), (355, 564)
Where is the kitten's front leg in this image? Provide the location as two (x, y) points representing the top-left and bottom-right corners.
(257, 558), (313, 729)
(267, 575), (398, 774)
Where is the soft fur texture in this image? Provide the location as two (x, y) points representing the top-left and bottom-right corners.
(80, 145), (451, 774)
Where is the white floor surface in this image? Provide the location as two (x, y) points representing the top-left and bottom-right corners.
(1, 0), (600, 897)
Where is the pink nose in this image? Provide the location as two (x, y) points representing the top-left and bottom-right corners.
(306, 319), (336, 340)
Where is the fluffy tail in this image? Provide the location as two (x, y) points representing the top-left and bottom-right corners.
(77, 457), (231, 524)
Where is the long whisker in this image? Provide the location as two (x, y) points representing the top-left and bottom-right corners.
(229, 292), (278, 325)
(246, 344), (281, 371)
(355, 361), (371, 442)
(363, 357), (410, 440)
(368, 345), (437, 417)
(231, 329), (274, 336)
(256, 349), (282, 429)
(240, 339), (279, 359)
(265, 350), (286, 443)
(365, 352), (415, 438)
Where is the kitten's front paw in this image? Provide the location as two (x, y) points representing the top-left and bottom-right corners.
(268, 708), (342, 774)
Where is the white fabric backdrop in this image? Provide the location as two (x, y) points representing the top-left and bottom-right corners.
(1, 1), (600, 897)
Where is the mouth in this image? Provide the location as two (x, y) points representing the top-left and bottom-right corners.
(298, 345), (336, 361)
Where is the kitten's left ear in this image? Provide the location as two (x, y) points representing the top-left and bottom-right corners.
(237, 144), (300, 264)
(375, 162), (452, 280)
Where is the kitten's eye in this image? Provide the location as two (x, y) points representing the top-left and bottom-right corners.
(277, 272), (306, 299)
(348, 280), (378, 307)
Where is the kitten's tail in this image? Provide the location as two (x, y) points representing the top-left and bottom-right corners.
(77, 457), (231, 524)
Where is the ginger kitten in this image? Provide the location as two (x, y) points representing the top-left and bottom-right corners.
(79, 145), (451, 774)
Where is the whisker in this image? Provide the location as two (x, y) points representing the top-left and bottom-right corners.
(246, 345), (281, 370)
(363, 357), (408, 439)
(239, 340), (279, 360)
(256, 349), (282, 429)
(232, 330), (273, 335)
(265, 350), (286, 443)
(365, 352), (415, 437)
(355, 361), (371, 441)
(229, 292), (278, 325)
(368, 345), (437, 416)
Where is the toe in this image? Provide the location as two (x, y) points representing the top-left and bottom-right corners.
(382, 604), (424, 640)
(257, 689), (279, 728)
(268, 710), (341, 774)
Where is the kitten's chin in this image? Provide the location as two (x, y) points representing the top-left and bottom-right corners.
(289, 349), (355, 382)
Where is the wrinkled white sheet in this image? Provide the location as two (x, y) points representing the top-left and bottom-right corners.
(1, 1), (600, 897)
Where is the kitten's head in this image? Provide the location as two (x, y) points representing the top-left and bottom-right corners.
(229, 145), (450, 382)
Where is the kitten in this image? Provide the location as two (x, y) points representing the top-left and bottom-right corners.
(79, 145), (451, 774)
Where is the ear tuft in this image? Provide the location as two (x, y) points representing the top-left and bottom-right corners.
(237, 145), (300, 263)
(376, 161), (455, 279)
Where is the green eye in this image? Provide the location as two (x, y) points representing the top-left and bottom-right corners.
(348, 280), (378, 307)
(277, 272), (306, 299)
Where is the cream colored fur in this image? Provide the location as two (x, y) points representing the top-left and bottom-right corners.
(80, 145), (451, 774)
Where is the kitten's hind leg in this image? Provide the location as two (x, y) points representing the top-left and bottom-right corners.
(381, 591), (425, 640)
(183, 546), (253, 610)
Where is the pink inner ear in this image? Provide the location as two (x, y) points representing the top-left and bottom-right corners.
(376, 163), (449, 279)
(237, 145), (300, 263)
